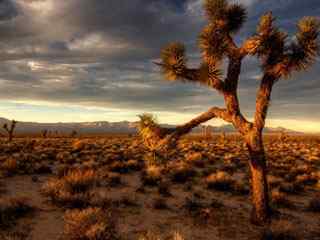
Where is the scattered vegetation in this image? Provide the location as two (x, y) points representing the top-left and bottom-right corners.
(0, 197), (33, 228)
(63, 207), (118, 240)
(42, 168), (100, 208)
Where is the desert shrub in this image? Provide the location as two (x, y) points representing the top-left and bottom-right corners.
(42, 168), (99, 208)
(183, 195), (204, 213)
(139, 231), (184, 240)
(141, 165), (162, 186)
(63, 169), (99, 192)
(115, 195), (140, 208)
(0, 197), (33, 227)
(206, 171), (235, 191)
(295, 174), (318, 186)
(125, 159), (141, 171)
(271, 190), (294, 209)
(106, 172), (121, 187)
(169, 163), (196, 183)
(152, 198), (168, 210)
(209, 198), (224, 208)
(158, 181), (172, 197)
(1, 226), (30, 240)
(56, 151), (74, 164)
(0, 158), (18, 176)
(109, 161), (129, 174)
(307, 195), (320, 212)
(63, 207), (118, 240)
(279, 182), (303, 194)
(232, 181), (250, 195)
(268, 175), (282, 188)
(261, 220), (296, 240)
(185, 152), (204, 167)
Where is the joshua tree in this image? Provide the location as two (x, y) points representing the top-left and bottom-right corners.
(70, 130), (78, 138)
(140, 0), (320, 224)
(3, 120), (17, 142)
(41, 129), (48, 138)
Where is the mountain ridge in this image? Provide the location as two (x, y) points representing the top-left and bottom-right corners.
(0, 117), (304, 135)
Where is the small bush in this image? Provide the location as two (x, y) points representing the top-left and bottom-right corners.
(41, 168), (99, 208)
(152, 198), (168, 210)
(139, 231), (184, 240)
(0, 197), (33, 227)
(63, 207), (118, 240)
(206, 171), (235, 191)
(261, 220), (296, 240)
(271, 190), (294, 209)
(1, 158), (18, 176)
(307, 195), (320, 212)
(158, 181), (172, 197)
(170, 163), (196, 183)
(141, 165), (162, 186)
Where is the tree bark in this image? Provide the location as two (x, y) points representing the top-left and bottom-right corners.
(154, 107), (231, 151)
(246, 131), (271, 225)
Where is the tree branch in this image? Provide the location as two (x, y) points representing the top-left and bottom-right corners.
(154, 62), (225, 93)
(153, 107), (232, 150)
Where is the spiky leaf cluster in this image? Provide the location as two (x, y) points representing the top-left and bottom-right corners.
(204, 0), (227, 21)
(199, 23), (228, 65)
(225, 4), (247, 33)
(138, 114), (163, 150)
(286, 17), (320, 73)
(204, 0), (247, 33)
(160, 42), (186, 81)
(199, 63), (223, 87)
(246, 13), (287, 73)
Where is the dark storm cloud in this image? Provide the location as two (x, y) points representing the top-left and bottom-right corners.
(0, 0), (319, 122)
(0, 0), (18, 21)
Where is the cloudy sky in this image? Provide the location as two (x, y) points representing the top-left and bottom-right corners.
(0, 0), (319, 132)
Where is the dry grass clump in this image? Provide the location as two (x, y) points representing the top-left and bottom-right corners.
(141, 165), (163, 186)
(0, 225), (30, 240)
(152, 197), (169, 210)
(182, 195), (213, 224)
(294, 173), (318, 186)
(158, 181), (172, 197)
(206, 171), (235, 191)
(63, 169), (98, 192)
(307, 194), (320, 212)
(279, 182), (303, 194)
(185, 152), (204, 167)
(63, 207), (118, 240)
(139, 231), (184, 240)
(106, 172), (122, 187)
(169, 162), (196, 183)
(271, 189), (294, 209)
(42, 168), (99, 208)
(0, 197), (33, 227)
(0, 158), (18, 176)
(261, 220), (296, 240)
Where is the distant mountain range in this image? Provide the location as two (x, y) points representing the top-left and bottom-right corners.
(0, 117), (301, 135)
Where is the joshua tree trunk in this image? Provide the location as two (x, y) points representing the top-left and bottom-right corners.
(246, 131), (270, 224)
(8, 133), (13, 142)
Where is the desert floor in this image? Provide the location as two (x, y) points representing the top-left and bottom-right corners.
(0, 135), (319, 240)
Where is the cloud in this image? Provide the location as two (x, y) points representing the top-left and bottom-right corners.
(0, 0), (319, 131)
